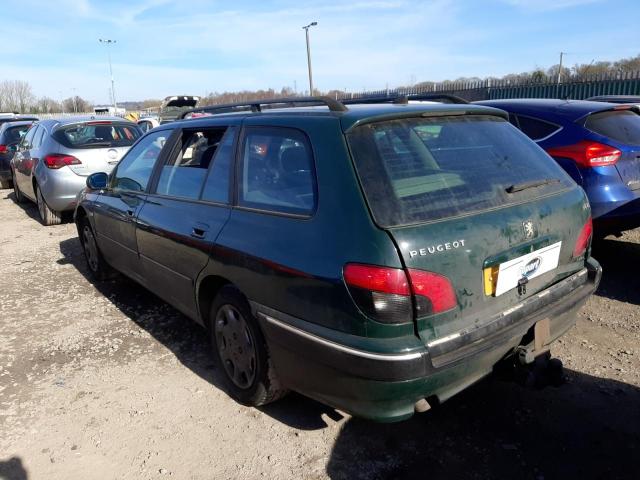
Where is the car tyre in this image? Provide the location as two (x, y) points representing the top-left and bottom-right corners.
(36, 184), (62, 226)
(12, 172), (25, 203)
(79, 217), (115, 281)
(209, 286), (288, 407)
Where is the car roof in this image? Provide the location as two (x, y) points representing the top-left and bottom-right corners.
(475, 98), (626, 121)
(39, 116), (137, 129)
(172, 102), (507, 132)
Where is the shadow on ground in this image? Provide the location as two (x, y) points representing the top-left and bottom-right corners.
(0, 456), (28, 480)
(326, 371), (640, 480)
(2, 190), (73, 224)
(58, 236), (338, 430)
(592, 238), (640, 305)
(58, 235), (639, 479)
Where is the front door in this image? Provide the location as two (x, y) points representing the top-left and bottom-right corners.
(136, 125), (237, 318)
(92, 129), (174, 282)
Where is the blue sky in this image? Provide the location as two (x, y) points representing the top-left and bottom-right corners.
(1, 0), (638, 104)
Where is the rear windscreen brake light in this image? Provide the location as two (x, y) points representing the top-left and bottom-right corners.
(547, 141), (621, 168)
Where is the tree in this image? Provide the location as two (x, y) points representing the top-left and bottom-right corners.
(62, 96), (92, 113)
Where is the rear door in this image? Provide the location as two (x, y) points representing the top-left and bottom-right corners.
(135, 123), (238, 318)
(13, 125), (40, 199)
(347, 114), (591, 348)
(92, 128), (174, 283)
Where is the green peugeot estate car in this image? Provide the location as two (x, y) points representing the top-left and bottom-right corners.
(75, 97), (601, 422)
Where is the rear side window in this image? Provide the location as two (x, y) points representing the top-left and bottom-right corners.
(584, 110), (640, 146)
(516, 115), (561, 141)
(201, 126), (236, 203)
(238, 127), (316, 215)
(156, 128), (228, 200)
(348, 115), (574, 227)
(54, 122), (141, 149)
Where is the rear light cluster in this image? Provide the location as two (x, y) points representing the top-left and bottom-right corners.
(547, 141), (621, 168)
(343, 264), (457, 324)
(44, 154), (81, 169)
(573, 216), (593, 258)
(0, 144), (7, 153)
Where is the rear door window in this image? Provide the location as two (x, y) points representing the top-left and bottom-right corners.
(348, 115), (574, 227)
(584, 110), (640, 146)
(516, 115), (561, 141)
(238, 127), (316, 215)
(156, 127), (229, 200)
(54, 122), (141, 149)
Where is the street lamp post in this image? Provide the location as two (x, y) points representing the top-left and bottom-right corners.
(302, 22), (317, 96)
(99, 39), (117, 110)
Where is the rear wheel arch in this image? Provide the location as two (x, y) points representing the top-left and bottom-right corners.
(197, 275), (233, 327)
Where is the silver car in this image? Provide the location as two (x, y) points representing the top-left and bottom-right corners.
(11, 116), (142, 225)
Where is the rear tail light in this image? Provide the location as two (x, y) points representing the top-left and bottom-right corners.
(546, 141), (621, 168)
(573, 216), (593, 258)
(343, 264), (457, 324)
(407, 269), (457, 316)
(0, 144), (7, 153)
(44, 154), (82, 169)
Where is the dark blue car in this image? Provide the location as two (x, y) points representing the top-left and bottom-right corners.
(477, 99), (640, 237)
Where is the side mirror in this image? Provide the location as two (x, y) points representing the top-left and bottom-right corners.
(86, 172), (108, 190)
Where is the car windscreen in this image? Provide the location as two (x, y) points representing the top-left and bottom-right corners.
(347, 115), (574, 227)
(53, 122), (141, 149)
(584, 109), (640, 146)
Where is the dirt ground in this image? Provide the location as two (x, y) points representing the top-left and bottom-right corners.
(0, 189), (638, 480)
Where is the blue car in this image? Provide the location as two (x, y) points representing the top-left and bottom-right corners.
(477, 99), (640, 237)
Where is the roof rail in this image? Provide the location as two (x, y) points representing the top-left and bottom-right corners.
(342, 93), (468, 105)
(179, 96), (348, 119)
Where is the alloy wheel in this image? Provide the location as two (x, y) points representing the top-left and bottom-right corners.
(82, 225), (99, 272)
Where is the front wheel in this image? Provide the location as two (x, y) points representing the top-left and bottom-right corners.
(209, 286), (287, 406)
(12, 171), (25, 204)
(36, 184), (62, 226)
(80, 218), (115, 281)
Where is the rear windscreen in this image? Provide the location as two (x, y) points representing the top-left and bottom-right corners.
(53, 123), (141, 149)
(584, 110), (640, 146)
(3, 125), (31, 143)
(348, 115), (574, 227)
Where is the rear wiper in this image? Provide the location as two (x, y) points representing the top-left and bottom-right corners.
(84, 142), (112, 147)
(506, 178), (560, 193)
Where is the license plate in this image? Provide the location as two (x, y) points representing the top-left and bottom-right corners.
(494, 242), (562, 296)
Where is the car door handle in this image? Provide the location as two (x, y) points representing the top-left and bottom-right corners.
(191, 227), (208, 239)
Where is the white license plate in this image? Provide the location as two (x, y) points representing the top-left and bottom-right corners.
(495, 242), (562, 296)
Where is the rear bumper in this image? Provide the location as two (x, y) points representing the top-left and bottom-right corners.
(255, 258), (601, 422)
(36, 169), (87, 212)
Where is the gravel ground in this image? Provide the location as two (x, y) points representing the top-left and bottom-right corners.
(0, 189), (638, 480)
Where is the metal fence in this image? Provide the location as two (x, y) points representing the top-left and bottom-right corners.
(340, 70), (640, 102)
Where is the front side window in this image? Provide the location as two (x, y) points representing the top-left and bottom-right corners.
(112, 130), (169, 192)
(239, 127), (316, 215)
(201, 126), (236, 203)
(156, 128), (228, 199)
(348, 115), (574, 227)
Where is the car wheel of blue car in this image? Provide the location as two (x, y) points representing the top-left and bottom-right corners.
(209, 286), (288, 407)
